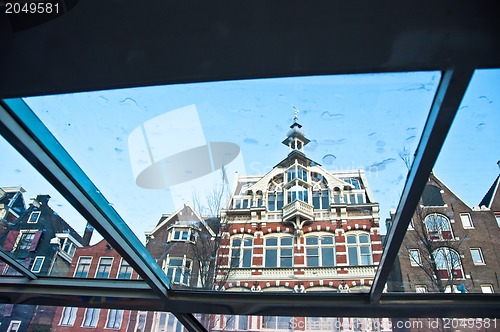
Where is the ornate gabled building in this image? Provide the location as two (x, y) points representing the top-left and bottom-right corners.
(214, 115), (385, 331)
(0, 194), (87, 332)
(0, 187), (26, 235)
(387, 170), (500, 295)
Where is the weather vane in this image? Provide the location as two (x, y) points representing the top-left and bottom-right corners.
(292, 105), (299, 123)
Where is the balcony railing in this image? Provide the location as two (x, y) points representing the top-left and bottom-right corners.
(225, 265), (377, 282)
(282, 199), (314, 221)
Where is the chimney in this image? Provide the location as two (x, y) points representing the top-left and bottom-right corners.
(82, 223), (94, 246)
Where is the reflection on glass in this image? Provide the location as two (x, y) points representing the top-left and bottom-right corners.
(387, 69), (500, 294)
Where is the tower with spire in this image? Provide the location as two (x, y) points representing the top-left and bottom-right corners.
(214, 107), (383, 331)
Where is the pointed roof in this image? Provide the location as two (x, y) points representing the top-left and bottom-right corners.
(281, 107), (310, 148)
(479, 175), (499, 209)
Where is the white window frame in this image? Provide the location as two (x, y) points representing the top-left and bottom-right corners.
(415, 285), (427, 293)
(14, 230), (37, 251)
(481, 285), (494, 293)
(106, 309), (123, 329)
(460, 213), (474, 228)
(135, 311), (147, 332)
(27, 211), (41, 223)
(432, 247), (463, 280)
(168, 226), (196, 243)
(424, 213), (453, 240)
(470, 248), (485, 265)
(346, 232), (372, 266)
(117, 258), (133, 279)
(264, 235), (294, 268)
(31, 256), (45, 273)
(164, 256), (192, 286)
(95, 257), (113, 278)
(262, 316), (292, 330)
(61, 238), (77, 257)
(495, 213), (500, 228)
(74, 256), (92, 278)
(230, 236), (253, 268)
(304, 233), (335, 267)
(82, 308), (100, 327)
(7, 320), (22, 332)
(59, 307), (77, 326)
(409, 249), (422, 266)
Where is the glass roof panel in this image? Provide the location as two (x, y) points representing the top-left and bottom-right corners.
(22, 72), (439, 241)
(388, 68), (500, 295)
(3, 72), (442, 294)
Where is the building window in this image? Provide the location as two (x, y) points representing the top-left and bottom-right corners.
(415, 285), (427, 293)
(460, 213), (474, 228)
(60, 307), (77, 326)
(424, 213), (453, 240)
(422, 185), (445, 206)
(82, 308), (100, 327)
(62, 238), (77, 257)
(15, 231), (39, 251)
(346, 233), (372, 266)
(495, 213), (500, 227)
(106, 309), (123, 329)
(31, 256), (44, 273)
(409, 249), (422, 266)
(230, 237), (253, 268)
(432, 247), (463, 279)
(165, 256), (192, 285)
(117, 259), (133, 279)
(224, 315), (248, 330)
(6, 320), (21, 332)
(262, 316), (291, 330)
(264, 236), (293, 267)
(287, 184), (308, 204)
(312, 189), (330, 209)
(344, 178), (361, 190)
(135, 311), (147, 332)
(96, 257), (113, 278)
(169, 227), (196, 243)
(305, 234), (335, 267)
(74, 257), (92, 277)
(470, 248), (485, 265)
(306, 317), (339, 331)
(481, 285), (494, 293)
(27, 211), (40, 223)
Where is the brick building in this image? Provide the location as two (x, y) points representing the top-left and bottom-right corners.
(143, 204), (218, 331)
(0, 193), (86, 332)
(387, 170), (500, 294)
(213, 117), (387, 331)
(51, 239), (141, 331)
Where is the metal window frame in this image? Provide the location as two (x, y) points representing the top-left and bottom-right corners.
(1, 67), (500, 332)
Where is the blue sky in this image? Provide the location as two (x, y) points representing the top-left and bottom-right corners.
(1, 69), (498, 243)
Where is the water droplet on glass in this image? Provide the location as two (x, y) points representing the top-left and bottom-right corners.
(322, 154), (336, 165)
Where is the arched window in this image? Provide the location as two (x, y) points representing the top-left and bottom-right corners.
(422, 185), (445, 206)
(432, 247), (463, 279)
(230, 237), (253, 268)
(346, 233), (372, 266)
(264, 236), (293, 267)
(424, 214), (453, 240)
(305, 234), (335, 267)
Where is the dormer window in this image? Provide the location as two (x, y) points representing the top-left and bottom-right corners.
(344, 178), (361, 190)
(62, 238), (76, 257)
(169, 227), (196, 243)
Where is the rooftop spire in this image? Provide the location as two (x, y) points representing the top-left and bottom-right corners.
(282, 106), (310, 152)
